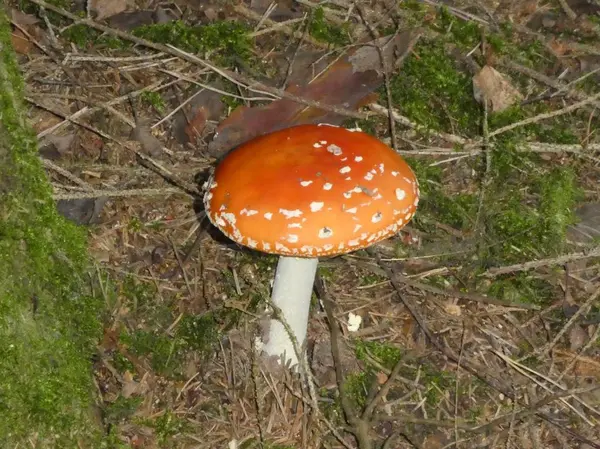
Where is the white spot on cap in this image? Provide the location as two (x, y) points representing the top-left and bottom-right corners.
(287, 234), (299, 243)
(247, 238), (257, 248)
(279, 208), (303, 219)
(354, 156), (363, 162)
(240, 208), (258, 216)
(320, 140), (327, 145)
(288, 223), (302, 228)
(353, 224), (362, 233)
(300, 180), (313, 187)
(318, 123), (338, 128)
(348, 239), (361, 247)
(313, 142), (322, 148)
(263, 242), (271, 251)
(310, 202), (324, 212)
(391, 171), (399, 177)
(264, 212), (273, 220)
(364, 172), (374, 181)
(395, 189), (406, 200)
(323, 182), (333, 190)
(318, 227), (333, 239)
(323, 244), (334, 251)
(205, 192), (213, 201)
(340, 166), (351, 174)
(275, 243), (290, 252)
(379, 163), (385, 173)
(327, 144), (342, 156)
(348, 127), (362, 133)
(222, 213), (236, 225)
(372, 212), (383, 223)
(346, 207), (357, 214)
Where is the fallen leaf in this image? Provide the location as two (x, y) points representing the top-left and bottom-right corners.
(444, 302), (462, 316)
(569, 324), (587, 351)
(376, 371), (388, 385)
(473, 65), (524, 112)
(108, 10), (156, 31)
(57, 197), (108, 225)
(89, 0), (134, 21)
(567, 202), (600, 244)
(121, 370), (140, 398)
(174, 87), (225, 144)
(129, 123), (163, 157)
(10, 8), (40, 26)
(208, 31), (418, 156)
(10, 29), (33, 55)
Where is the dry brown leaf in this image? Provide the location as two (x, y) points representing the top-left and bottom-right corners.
(90, 0), (135, 21)
(10, 8), (40, 26)
(122, 370), (140, 398)
(444, 302), (462, 316)
(473, 65), (524, 113)
(10, 29), (33, 55)
(208, 31), (417, 156)
(568, 324), (588, 351)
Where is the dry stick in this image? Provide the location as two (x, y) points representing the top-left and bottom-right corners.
(557, 0), (578, 20)
(501, 61), (600, 111)
(354, 2), (399, 152)
(53, 187), (187, 200)
(366, 248), (600, 449)
(36, 79), (168, 139)
(489, 91), (600, 138)
(468, 385), (600, 436)
(481, 246), (600, 277)
(316, 276), (372, 449)
(28, 0), (468, 150)
(536, 286), (600, 359)
(235, 2), (329, 49)
(42, 159), (96, 191)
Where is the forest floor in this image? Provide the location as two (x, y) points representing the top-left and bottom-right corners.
(5, 0), (600, 448)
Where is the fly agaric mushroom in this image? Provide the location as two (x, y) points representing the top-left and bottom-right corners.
(204, 124), (419, 369)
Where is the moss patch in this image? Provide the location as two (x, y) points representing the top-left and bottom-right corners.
(0, 9), (103, 446)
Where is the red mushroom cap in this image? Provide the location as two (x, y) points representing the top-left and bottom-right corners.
(204, 124), (419, 257)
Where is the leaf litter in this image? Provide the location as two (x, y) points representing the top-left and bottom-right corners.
(10, 0), (600, 447)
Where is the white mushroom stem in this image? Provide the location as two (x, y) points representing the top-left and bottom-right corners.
(259, 256), (319, 369)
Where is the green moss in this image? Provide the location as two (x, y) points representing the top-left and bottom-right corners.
(309, 7), (350, 46)
(139, 91), (166, 114)
(177, 312), (221, 355)
(0, 9), (104, 445)
(433, 6), (481, 48)
(148, 410), (189, 446)
(121, 329), (182, 377)
(132, 20), (253, 64)
(342, 371), (369, 409)
(61, 23), (101, 48)
(389, 41), (480, 136)
(487, 274), (555, 305)
(355, 340), (401, 370)
(105, 395), (143, 425)
(482, 167), (580, 264)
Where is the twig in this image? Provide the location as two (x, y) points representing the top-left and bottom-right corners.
(501, 61), (600, 111)
(489, 92), (600, 138)
(481, 246), (600, 277)
(315, 275), (373, 449)
(367, 248), (600, 449)
(557, 0), (578, 20)
(536, 286), (600, 359)
(354, 3), (399, 152)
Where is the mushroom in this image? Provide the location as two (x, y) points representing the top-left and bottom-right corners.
(203, 124), (419, 369)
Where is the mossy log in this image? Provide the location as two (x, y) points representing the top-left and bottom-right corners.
(0, 9), (103, 447)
